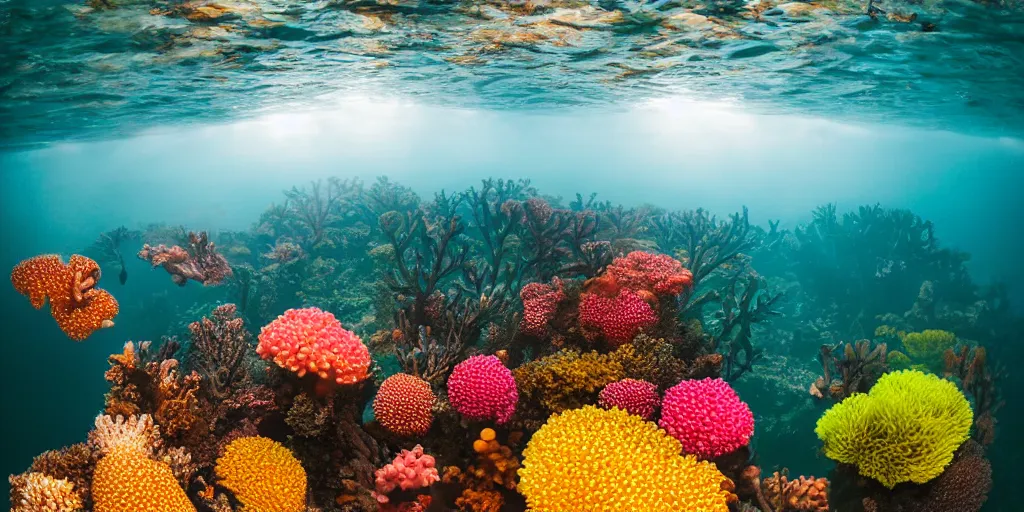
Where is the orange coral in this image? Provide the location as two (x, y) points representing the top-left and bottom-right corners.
(11, 254), (118, 341)
(763, 472), (829, 512)
(215, 436), (307, 512)
(443, 429), (521, 511)
(92, 444), (196, 512)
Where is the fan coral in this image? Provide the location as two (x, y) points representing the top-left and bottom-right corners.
(577, 289), (657, 345)
(447, 355), (519, 424)
(815, 370), (972, 488)
(373, 373), (436, 436)
(9, 472), (83, 512)
(518, 406), (734, 511)
(903, 329), (957, 373)
(138, 231), (232, 286)
(762, 472), (829, 512)
(215, 436), (307, 512)
(659, 378), (755, 459)
(372, 445), (440, 504)
(606, 251), (693, 297)
(256, 307), (371, 385)
(92, 444), (196, 512)
(519, 279), (565, 337)
(10, 254), (118, 340)
(514, 349), (624, 414)
(598, 378), (660, 420)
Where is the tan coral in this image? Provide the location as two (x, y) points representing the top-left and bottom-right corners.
(9, 472), (83, 512)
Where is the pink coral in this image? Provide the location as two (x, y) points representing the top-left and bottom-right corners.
(598, 378), (660, 420)
(256, 307), (371, 385)
(138, 231), (232, 286)
(519, 279), (565, 337)
(607, 251), (693, 297)
(659, 378), (755, 459)
(372, 445), (440, 504)
(447, 355), (518, 424)
(577, 289), (657, 345)
(373, 373), (436, 436)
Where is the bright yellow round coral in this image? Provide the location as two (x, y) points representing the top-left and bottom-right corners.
(815, 369), (972, 488)
(92, 444), (196, 512)
(518, 405), (733, 511)
(215, 436), (307, 512)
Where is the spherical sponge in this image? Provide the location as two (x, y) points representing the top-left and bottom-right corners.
(659, 378), (754, 459)
(518, 405), (733, 512)
(215, 436), (307, 512)
(373, 373), (436, 436)
(447, 355), (518, 424)
(815, 369), (972, 488)
(92, 444), (196, 512)
(599, 378), (660, 420)
(256, 307), (371, 385)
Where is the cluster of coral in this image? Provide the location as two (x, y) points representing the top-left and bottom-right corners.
(9, 177), (1009, 512)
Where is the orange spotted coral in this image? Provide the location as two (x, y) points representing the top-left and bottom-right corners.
(92, 444), (196, 512)
(518, 406), (734, 511)
(215, 436), (307, 512)
(11, 254), (118, 340)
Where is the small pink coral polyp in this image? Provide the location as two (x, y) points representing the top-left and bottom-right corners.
(256, 307), (371, 385)
(447, 355), (518, 424)
(599, 378), (660, 421)
(659, 377), (754, 459)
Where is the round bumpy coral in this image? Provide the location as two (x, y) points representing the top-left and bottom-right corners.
(519, 279), (565, 337)
(598, 378), (660, 420)
(9, 472), (83, 512)
(92, 444), (196, 512)
(815, 369), (972, 488)
(373, 445), (440, 504)
(577, 289), (658, 345)
(11, 254), (119, 341)
(659, 378), (755, 459)
(518, 406), (734, 511)
(447, 355), (519, 424)
(256, 307), (371, 385)
(215, 436), (307, 512)
(373, 373), (436, 436)
(607, 251), (693, 296)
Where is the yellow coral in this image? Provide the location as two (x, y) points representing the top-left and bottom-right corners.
(518, 406), (733, 511)
(10, 472), (83, 512)
(815, 370), (972, 488)
(215, 436), (307, 512)
(92, 444), (196, 512)
(514, 350), (624, 413)
(903, 329), (957, 373)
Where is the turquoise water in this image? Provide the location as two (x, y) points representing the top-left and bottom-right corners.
(2, 1), (1024, 511)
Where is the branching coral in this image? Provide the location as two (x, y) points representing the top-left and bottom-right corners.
(944, 345), (1002, 445)
(373, 373), (436, 436)
(138, 231), (232, 286)
(447, 355), (518, 424)
(518, 406), (735, 511)
(11, 254), (118, 340)
(815, 370), (973, 488)
(810, 340), (888, 401)
(186, 303), (252, 399)
(659, 377), (755, 459)
(256, 307), (371, 385)
(9, 472), (83, 512)
(762, 472), (829, 512)
(513, 349), (624, 415)
(215, 436), (307, 512)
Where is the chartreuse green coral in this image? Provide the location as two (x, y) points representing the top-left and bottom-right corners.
(903, 329), (957, 373)
(815, 370), (972, 488)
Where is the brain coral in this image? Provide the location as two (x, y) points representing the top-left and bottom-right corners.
(447, 355), (518, 424)
(373, 373), (436, 436)
(11, 254), (119, 341)
(659, 378), (755, 459)
(606, 251), (693, 296)
(598, 378), (660, 420)
(518, 406), (734, 511)
(815, 370), (973, 488)
(577, 289), (657, 345)
(215, 436), (307, 512)
(256, 307), (371, 385)
(92, 444), (196, 512)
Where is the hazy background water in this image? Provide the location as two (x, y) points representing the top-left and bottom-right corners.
(2, 98), (1023, 505)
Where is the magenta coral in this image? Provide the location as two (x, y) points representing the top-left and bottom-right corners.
(256, 307), (371, 385)
(598, 378), (660, 420)
(607, 251), (693, 297)
(372, 445), (440, 504)
(659, 378), (755, 459)
(519, 279), (565, 337)
(577, 289), (658, 345)
(447, 355), (518, 424)
(373, 373), (436, 436)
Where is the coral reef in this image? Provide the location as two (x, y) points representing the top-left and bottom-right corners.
(138, 231), (232, 286)
(513, 349), (624, 416)
(373, 373), (436, 437)
(577, 289), (658, 345)
(598, 378), (660, 420)
(659, 377), (755, 459)
(816, 370), (973, 488)
(215, 436), (307, 512)
(762, 472), (829, 512)
(9, 472), (83, 512)
(447, 355), (518, 424)
(518, 406), (735, 511)
(256, 307), (371, 385)
(372, 445), (439, 504)
(10, 254), (118, 340)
